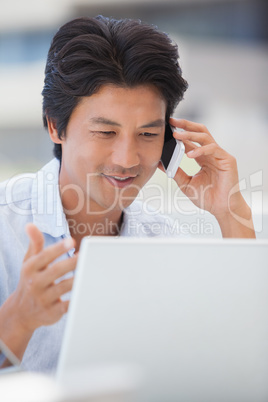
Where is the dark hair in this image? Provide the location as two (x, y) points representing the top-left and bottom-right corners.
(42, 15), (188, 160)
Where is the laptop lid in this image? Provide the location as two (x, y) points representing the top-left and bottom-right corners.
(57, 238), (268, 402)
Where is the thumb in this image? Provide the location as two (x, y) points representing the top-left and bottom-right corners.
(158, 161), (191, 194)
(24, 223), (44, 262)
(173, 167), (192, 195)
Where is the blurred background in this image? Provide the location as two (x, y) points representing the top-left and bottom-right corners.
(0, 0), (267, 237)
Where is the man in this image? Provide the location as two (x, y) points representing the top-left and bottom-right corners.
(0, 16), (255, 372)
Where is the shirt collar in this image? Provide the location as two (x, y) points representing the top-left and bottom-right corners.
(31, 158), (70, 238)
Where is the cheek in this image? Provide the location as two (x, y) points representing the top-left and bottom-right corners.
(141, 142), (163, 168)
(66, 139), (103, 169)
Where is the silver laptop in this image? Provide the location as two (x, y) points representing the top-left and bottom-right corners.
(57, 238), (268, 402)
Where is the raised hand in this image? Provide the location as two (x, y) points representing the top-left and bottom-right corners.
(159, 118), (255, 238)
(0, 224), (77, 360)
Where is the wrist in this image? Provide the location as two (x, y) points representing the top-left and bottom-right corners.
(215, 199), (252, 223)
(215, 202), (255, 238)
(0, 294), (34, 360)
(10, 293), (36, 335)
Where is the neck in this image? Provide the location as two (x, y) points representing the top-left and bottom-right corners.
(59, 186), (123, 252)
(66, 210), (123, 252)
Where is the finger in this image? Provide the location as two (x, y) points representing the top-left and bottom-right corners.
(48, 300), (70, 322)
(40, 255), (78, 288)
(187, 143), (227, 159)
(45, 277), (74, 304)
(24, 223), (44, 262)
(174, 130), (214, 147)
(179, 139), (198, 154)
(26, 237), (75, 273)
(170, 118), (212, 137)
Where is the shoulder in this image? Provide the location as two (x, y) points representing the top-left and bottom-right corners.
(0, 172), (35, 206)
(0, 158), (60, 240)
(0, 159), (59, 208)
(0, 171), (37, 267)
(0, 173), (36, 303)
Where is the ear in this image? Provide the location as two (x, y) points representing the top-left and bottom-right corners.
(46, 118), (63, 144)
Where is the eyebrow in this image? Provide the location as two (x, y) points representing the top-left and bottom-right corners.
(89, 117), (165, 129)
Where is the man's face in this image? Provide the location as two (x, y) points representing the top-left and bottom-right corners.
(56, 84), (166, 214)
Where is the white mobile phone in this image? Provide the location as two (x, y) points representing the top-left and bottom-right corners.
(161, 124), (185, 178)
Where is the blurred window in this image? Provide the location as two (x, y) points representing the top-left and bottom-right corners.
(76, 0), (268, 44)
(0, 30), (54, 65)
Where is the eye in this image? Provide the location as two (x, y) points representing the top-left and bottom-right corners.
(90, 131), (116, 137)
(99, 131), (115, 135)
(140, 132), (158, 137)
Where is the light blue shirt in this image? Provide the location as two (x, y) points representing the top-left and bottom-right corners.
(0, 159), (179, 372)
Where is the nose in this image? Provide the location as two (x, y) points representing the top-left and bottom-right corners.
(111, 136), (140, 169)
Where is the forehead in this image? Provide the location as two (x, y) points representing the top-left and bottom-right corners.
(78, 84), (167, 116)
(94, 83), (166, 99)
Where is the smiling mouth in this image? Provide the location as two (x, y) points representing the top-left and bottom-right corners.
(102, 174), (137, 188)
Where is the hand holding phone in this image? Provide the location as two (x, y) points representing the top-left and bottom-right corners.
(161, 124), (185, 178)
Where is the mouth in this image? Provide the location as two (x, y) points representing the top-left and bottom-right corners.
(102, 174), (137, 188)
